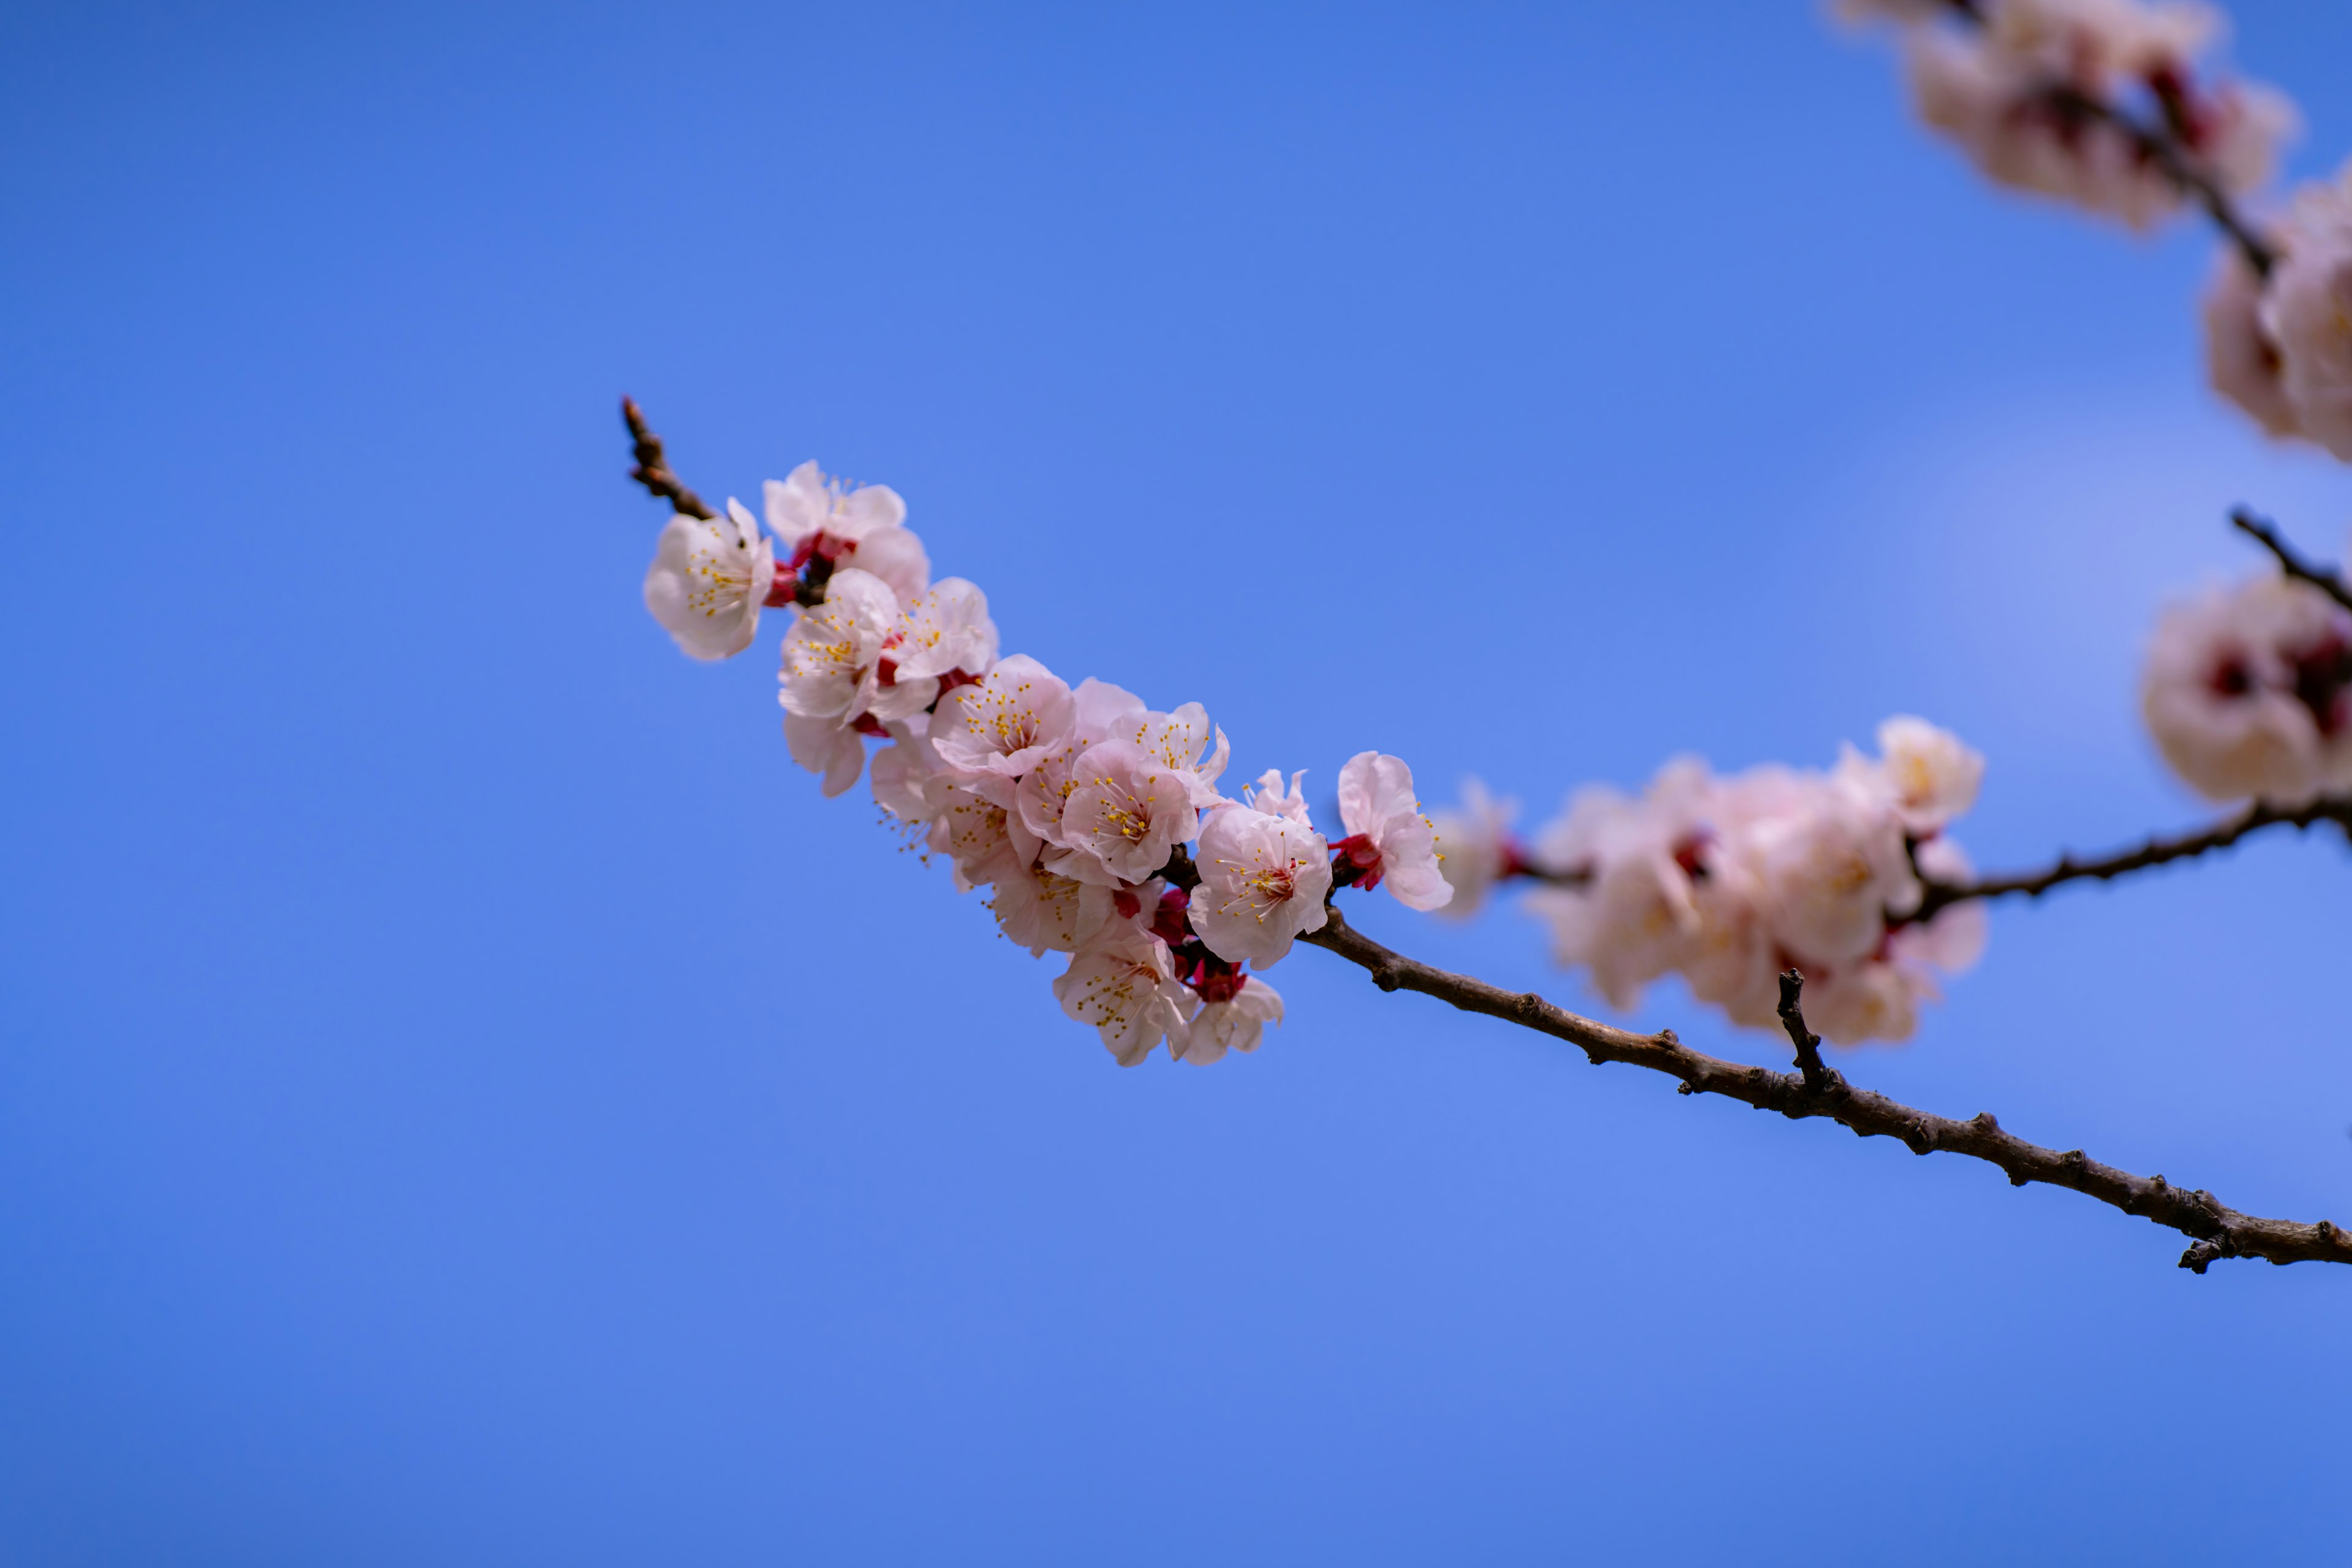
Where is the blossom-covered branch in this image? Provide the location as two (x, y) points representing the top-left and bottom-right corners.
(1845, 0), (2291, 268)
(1302, 907), (2352, 1272)
(1845, 1), (2352, 462)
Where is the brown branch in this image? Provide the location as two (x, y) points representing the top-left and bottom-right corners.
(2232, 508), (2352, 616)
(1904, 793), (2352, 926)
(621, 396), (716, 521)
(1302, 904), (2352, 1272)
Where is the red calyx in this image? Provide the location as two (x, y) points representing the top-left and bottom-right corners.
(1188, 958), (1248, 1005)
(1150, 888), (1195, 949)
(851, 713), (891, 738)
(1329, 834), (1385, 892)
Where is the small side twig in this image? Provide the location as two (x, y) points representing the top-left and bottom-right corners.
(2231, 508), (2352, 616)
(622, 396), (716, 521)
(1776, 970), (1842, 1095)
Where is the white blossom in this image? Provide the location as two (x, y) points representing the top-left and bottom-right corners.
(1186, 803), (1332, 968)
(2261, 173), (2352, 459)
(1335, 752), (1453, 912)
(777, 567), (899, 722)
(871, 720), (949, 824)
(1178, 977), (1284, 1065)
(1804, 961), (1929, 1047)
(1052, 924), (1196, 1066)
(927, 786), (1019, 893)
(1863, 715), (1985, 833)
(987, 857), (1115, 956)
(1428, 777), (1518, 919)
(643, 499), (776, 661)
(1012, 679), (1150, 848)
(764, 461), (929, 600)
(2141, 573), (2352, 804)
(1750, 772), (1919, 966)
(933, 655), (1076, 793)
(1048, 740), (1202, 886)
(873, 579), (998, 721)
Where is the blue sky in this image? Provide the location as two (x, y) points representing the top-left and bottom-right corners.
(5, 2), (2351, 1562)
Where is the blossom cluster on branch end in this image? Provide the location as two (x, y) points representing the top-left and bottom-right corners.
(644, 462), (1451, 1067)
(1843, 0), (2294, 233)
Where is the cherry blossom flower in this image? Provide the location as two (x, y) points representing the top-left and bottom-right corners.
(777, 567), (899, 723)
(2141, 573), (2352, 804)
(643, 499), (778, 661)
(1178, 976), (1284, 1065)
(1332, 752), (1453, 911)
(933, 655), (1076, 793)
(1805, 961), (1929, 1047)
(1428, 777), (1521, 919)
(1048, 741), (1202, 886)
(1012, 679), (1150, 847)
(763, 461), (929, 600)
(2260, 173), (2352, 459)
(1750, 774), (1920, 966)
(927, 786), (1019, 893)
(1861, 715), (1986, 833)
(1052, 924), (1197, 1066)
(870, 720), (948, 824)
(1112, 703), (1231, 809)
(1186, 803), (1332, 968)
(870, 579), (998, 723)
(988, 856), (1115, 957)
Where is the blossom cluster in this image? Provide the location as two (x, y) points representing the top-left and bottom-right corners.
(2142, 563), (2352, 805)
(1432, 719), (1991, 1046)
(2204, 164), (2352, 459)
(1844, 0), (2294, 231)
(643, 464), (1451, 1066)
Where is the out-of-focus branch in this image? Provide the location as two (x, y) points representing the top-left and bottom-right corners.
(622, 396), (716, 521)
(1302, 905), (2352, 1272)
(1904, 793), (2352, 926)
(1933, 0), (2277, 277)
(2232, 508), (2352, 616)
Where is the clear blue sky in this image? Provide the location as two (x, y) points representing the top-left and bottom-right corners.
(6, 2), (2351, 1562)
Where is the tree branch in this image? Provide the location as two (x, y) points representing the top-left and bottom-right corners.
(622, 396), (717, 521)
(1301, 904), (2351, 1272)
(1936, 0), (2276, 277)
(2231, 508), (2352, 616)
(1904, 793), (2352, 926)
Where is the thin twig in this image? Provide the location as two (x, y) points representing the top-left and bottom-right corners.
(1302, 905), (2352, 1272)
(622, 396), (716, 521)
(2231, 508), (2352, 615)
(1904, 793), (2352, 926)
(1776, 970), (1841, 1095)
